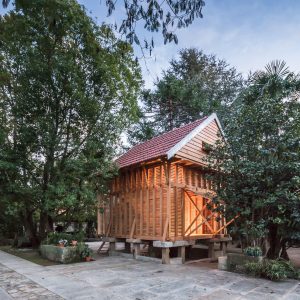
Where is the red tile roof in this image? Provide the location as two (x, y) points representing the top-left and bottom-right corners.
(116, 116), (207, 168)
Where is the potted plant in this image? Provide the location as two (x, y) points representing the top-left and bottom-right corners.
(58, 239), (67, 247)
(244, 246), (262, 257)
(71, 240), (78, 246)
(80, 245), (92, 262)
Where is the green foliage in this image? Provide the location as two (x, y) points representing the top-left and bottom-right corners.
(208, 61), (300, 258)
(263, 260), (288, 281)
(244, 259), (299, 281)
(2, 0), (206, 50)
(129, 48), (243, 144)
(244, 247), (262, 257)
(43, 231), (84, 246)
(77, 243), (92, 258)
(0, 0), (141, 242)
(43, 232), (73, 246)
(244, 262), (263, 277)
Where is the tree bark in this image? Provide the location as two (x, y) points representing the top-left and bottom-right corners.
(22, 209), (39, 248)
(266, 223), (282, 259)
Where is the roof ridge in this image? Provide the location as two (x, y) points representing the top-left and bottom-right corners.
(116, 114), (214, 168)
(133, 116), (208, 147)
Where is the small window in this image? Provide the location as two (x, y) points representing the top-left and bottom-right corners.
(202, 141), (212, 153)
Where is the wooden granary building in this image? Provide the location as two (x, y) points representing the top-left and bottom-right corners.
(97, 113), (233, 263)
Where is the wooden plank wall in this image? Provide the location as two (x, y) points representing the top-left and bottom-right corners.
(176, 119), (220, 165)
(105, 164), (169, 240)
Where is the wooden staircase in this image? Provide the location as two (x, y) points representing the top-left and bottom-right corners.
(97, 241), (109, 254)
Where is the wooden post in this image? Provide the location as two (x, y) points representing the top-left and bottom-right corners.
(162, 248), (170, 264)
(166, 162), (171, 239)
(160, 164), (163, 237)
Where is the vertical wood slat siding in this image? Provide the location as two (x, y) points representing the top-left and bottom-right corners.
(97, 163), (225, 240)
(97, 119), (225, 240)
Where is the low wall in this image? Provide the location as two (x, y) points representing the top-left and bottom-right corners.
(218, 253), (263, 271)
(40, 245), (80, 264)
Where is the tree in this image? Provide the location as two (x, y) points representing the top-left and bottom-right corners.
(208, 61), (300, 259)
(2, 0), (206, 50)
(129, 48), (243, 144)
(0, 0), (141, 245)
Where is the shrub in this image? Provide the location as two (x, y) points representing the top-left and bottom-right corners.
(42, 231), (85, 246)
(263, 260), (288, 281)
(77, 242), (92, 259)
(244, 259), (299, 281)
(72, 231), (84, 243)
(42, 232), (73, 246)
(244, 262), (264, 277)
(276, 259), (300, 280)
(244, 246), (262, 257)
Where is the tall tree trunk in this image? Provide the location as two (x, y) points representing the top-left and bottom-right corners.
(39, 211), (54, 240)
(266, 223), (282, 259)
(22, 209), (39, 248)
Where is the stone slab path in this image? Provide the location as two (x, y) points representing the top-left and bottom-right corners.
(0, 250), (299, 300)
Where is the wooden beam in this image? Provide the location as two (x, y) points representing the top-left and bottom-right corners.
(159, 165), (163, 237)
(171, 182), (216, 199)
(129, 217), (136, 239)
(162, 217), (169, 241)
(184, 198), (212, 235)
(153, 167), (156, 236)
(143, 166), (149, 188)
(214, 214), (239, 234)
(184, 190), (214, 234)
(174, 164), (178, 237)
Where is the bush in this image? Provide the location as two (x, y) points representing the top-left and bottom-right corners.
(263, 260), (288, 281)
(42, 231), (84, 246)
(244, 262), (264, 277)
(76, 242), (92, 259)
(244, 246), (262, 257)
(244, 259), (299, 281)
(276, 259), (300, 280)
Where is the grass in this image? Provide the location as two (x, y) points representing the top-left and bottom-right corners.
(0, 245), (60, 266)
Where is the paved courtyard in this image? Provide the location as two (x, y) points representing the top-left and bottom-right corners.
(0, 250), (299, 300)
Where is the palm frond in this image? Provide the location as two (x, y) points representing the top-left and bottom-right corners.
(265, 60), (289, 77)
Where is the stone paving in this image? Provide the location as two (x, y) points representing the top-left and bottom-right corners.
(0, 263), (62, 299)
(0, 250), (299, 299)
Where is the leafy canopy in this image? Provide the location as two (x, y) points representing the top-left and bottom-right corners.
(208, 61), (300, 258)
(0, 0), (141, 240)
(128, 48), (243, 145)
(2, 0), (206, 51)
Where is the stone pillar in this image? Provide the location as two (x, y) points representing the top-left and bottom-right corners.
(109, 242), (116, 252)
(178, 246), (186, 264)
(162, 248), (170, 264)
(220, 241), (227, 256)
(133, 243), (141, 259)
(125, 242), (131, 253)
(208, 242), (215, 260)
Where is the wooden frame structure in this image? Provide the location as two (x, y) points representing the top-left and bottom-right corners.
(97, 113), (233, 263)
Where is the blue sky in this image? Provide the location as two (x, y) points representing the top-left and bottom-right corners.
(2, 1), (300, 88)
(78, 0), (300, 88)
